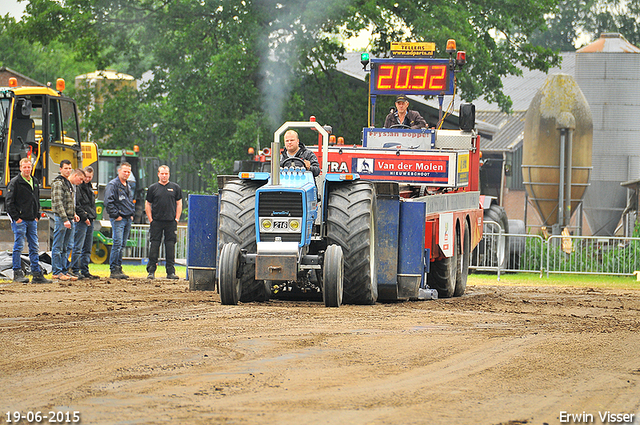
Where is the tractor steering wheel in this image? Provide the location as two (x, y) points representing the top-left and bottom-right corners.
(390, 124), (411, 129)
(281, 157), (307, 169)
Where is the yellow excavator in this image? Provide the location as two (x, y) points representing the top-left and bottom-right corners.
(0, 77), (97, 250)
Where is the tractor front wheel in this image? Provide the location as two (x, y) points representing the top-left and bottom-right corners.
(323, 245), (344, 308)
(218, 180), (269, 302)
(219, 243), (242, 305)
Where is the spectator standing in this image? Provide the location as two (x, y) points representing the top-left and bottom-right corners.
(104, 162), (135, 279)
(70, 166), (99, 280)
(145, 165), (183, 280)
(5, 158), (51, 283)
(51, 161), (84, 281)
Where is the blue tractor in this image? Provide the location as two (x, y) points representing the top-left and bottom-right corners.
(207, 40), (485, 307)
(217, 122), (376, 307)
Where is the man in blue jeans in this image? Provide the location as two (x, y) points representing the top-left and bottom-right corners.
(51, 161), (85, 281)
(6, 158), (51, 283)
(104, 162), (135, 279)
(70, 166), (99, 279)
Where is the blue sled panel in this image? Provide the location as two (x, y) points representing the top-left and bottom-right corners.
(397, 201), (426, 300)
(376, 196), (400, 301)
(187, 194), (218, 291)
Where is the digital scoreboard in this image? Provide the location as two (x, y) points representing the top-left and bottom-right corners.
(369, 58), (454, 96)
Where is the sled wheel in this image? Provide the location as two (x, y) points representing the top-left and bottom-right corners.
(484, 204), (509, 268)
(219, 243), (242, 305)
(323, 245), (344, 308)
(428, 226), (458, 298)
(454, 221), (470, 297)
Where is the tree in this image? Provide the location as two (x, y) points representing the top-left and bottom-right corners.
(12, 0), (564, 179)
(0, 15), (95, 86)
(529, 0), (640, 50)
(583, 0), (640, 46)
(528, 0), (594, 50)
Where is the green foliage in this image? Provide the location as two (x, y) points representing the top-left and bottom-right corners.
(6, 0), (575, 174)
(519, 237), (546, 272)
(529, 0), (640, 50)
(0, 15), (95, 85)
(75, 78), (148, 148)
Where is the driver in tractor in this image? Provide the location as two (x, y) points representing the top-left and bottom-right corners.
(280, 129), (320, 177)
(384, 94), (428, 129)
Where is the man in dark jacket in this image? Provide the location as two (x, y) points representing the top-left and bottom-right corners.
(384, 94), (428, 129)
(70, 166), (99, 279)
(104, 162), (135, 279)
(51, 161), (84, 281)
(5, 158), (51, 283)
(280, 129), (320, 177)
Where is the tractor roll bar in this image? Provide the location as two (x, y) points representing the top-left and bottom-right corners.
(272, 121), (329, 188)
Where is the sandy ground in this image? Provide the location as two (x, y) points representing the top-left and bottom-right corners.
(1, 276), (640, 425)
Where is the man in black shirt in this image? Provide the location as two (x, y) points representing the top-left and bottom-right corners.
(145, 165), (183, 280)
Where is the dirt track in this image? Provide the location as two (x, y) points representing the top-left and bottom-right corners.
(1, 277), (639, 425)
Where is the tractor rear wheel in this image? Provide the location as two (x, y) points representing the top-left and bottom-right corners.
(428, 226), (458, 298)
(323, 244), (344, 308)
(326, 181), (377, 305)
(218, 180), (269, 302)
(219, 243), (241, 305)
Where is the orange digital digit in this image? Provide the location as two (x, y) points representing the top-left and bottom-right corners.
(395, 65), (411, 89)
(377, 65), (394, 89)
(412, 65), (428, 90)
(428, 65), (447, 90)
(372, 60), (452, 95)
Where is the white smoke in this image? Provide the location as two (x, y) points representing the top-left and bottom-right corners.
(259, 25), (299, 129)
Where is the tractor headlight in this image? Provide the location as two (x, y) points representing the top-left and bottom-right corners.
(289, 219), (300, 230)
(261, 219), (272, 230)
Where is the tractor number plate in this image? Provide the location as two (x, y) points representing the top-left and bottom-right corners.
(273, 220), (288, 229)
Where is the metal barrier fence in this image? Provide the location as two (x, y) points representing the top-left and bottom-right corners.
(470, 221), (546, 278)
(545, 235), (640, 277)
(123, 224), (188, 263)
(471, 220), (640, 278)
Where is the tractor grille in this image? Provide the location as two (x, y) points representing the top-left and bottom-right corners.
(258, 191), (303, 217)
(259, 191), (303, 243)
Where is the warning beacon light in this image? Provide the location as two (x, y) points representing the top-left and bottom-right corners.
(446, 39), (457, 54)
(457, 51), (466, 67)
(360, 52), (370, 70)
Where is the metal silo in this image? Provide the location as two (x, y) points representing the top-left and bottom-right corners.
(523, 74), (593, 231)
(576, 33), (640, 236)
